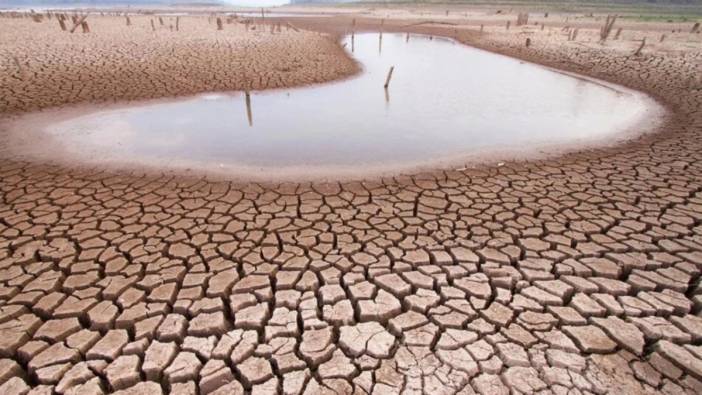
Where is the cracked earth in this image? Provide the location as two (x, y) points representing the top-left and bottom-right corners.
(2, 9), (702, 395)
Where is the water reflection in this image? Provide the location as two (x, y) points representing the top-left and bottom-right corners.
(29, 33), (657, 173)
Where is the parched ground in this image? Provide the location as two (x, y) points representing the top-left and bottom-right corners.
(1, 8), (702, 395)
(0, 14), (357, 114)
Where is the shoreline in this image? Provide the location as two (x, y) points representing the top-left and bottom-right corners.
(1, 32), (667, 183)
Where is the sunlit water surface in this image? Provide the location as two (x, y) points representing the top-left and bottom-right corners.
(20, 33), (659, 177)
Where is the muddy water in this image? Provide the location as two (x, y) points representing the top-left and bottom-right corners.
(13, 33), (661, 178)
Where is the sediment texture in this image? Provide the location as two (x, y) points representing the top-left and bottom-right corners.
(0, 15), (357, 114)
(1, 12), (702, 395)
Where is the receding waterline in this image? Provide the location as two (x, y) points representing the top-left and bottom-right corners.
(6, 33), (662, 179)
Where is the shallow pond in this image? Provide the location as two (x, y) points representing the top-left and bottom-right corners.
(8, 33), (661, 179)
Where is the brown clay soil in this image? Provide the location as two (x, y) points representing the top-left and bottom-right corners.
(1, 6), (702, 395)
(0, 14), (358, 114)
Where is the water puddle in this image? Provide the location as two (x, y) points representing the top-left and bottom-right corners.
(5, 33), (662, 179)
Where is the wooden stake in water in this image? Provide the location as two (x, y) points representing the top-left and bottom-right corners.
(384, 66), (394, 89)
(245, 91), (253, 127)
(351, 31), (355, 52)
(379, 32), (382, 54)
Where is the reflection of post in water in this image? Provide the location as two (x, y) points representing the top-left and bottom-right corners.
(384, 86), (390, 104)
(406, 32), (410, 42)
(379, 31), (383, 54)
(245, 91), (253, 127)
(351, 31), (355, 52)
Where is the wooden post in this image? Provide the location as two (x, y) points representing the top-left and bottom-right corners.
(245, 91), (253, 127)
(217, 17), (223, 30)
(126, 15), (131, 26)
(634, 38), (645, 56)
(69, 15), (87, 33)
(176, 16), (179, 31)
(58, 18), (66, 31)
(525, 38), (531, 47)
(614, 27), (622, 40)
(81, 20), (89, 33)
(151, 19), (155, 31)
(384, 66), (394, 89)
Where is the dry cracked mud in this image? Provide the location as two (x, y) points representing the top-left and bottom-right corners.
(1, 9), (702, 395)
